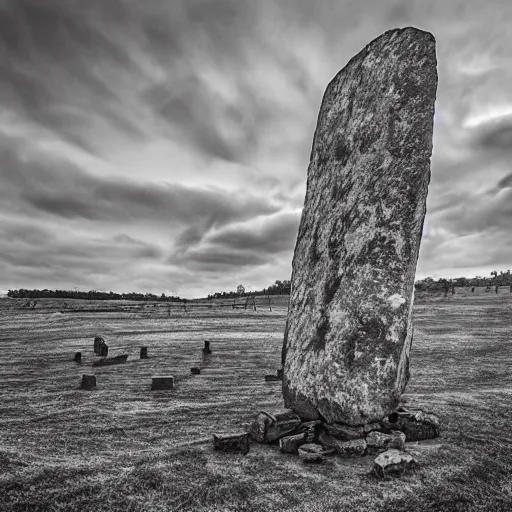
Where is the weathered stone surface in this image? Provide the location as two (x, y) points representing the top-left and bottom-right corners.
(73, 351), (81, 363)
(295, 420), (323, 443)
(366, 430), (405, 454)
(265, 374), (281, 382)
(298, 443), (325, 463)
(363, 422), (382, 435)
(191, 367), (201, 375)
(373, 449), (416, 477)
(140, 347), (148, 359)
(249, 410), (301, 443)
(213, 432), (250, 455)
(380, 409), (440, 440)
(318, 431), (366, 457)
(282, 27), (437, 426)
(324, 423), (364, 440)
(279, 433), (307, 454)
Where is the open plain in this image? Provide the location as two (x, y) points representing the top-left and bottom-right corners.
(1, 291), (512, 511)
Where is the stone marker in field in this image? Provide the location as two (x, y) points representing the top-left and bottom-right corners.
(73, 351), (81, 363)
(94, 336), (106, 355)
(282, 27), (437, 426)
(191, 367), (201, 375)
(203, 340), (212, 354)
(373, 449), (416, 478)
(140, 347), (148, 359)
(80, 374), (96, 390)
(213, 432), (250, 455)
(151, 376), (174, 390)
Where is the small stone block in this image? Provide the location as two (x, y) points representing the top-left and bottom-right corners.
(265, 374), (280, 382)
(298, 443), (324, 463)
(324, 423), (364, 440)
(277, 368), (284, 379)
(213, 432), (250, 455)
(279, 433), (307, 454)
(191, 367), (201, 375)
(73, 352), (82, 363)
(335, 438), (367, 457)
(366, 431), (406, 454)
(373, 449), (416, 478)
(140, 347), (148, 359)
(80, 374), (96, 390)
(380, 409), (440, 441)
(203, 340), (212, 354)
(249, 409), (302, 443)
(151, 376), (174, 390)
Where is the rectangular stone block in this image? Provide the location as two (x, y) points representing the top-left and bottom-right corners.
(151, 376), (174, 390)
(213, 432), (250, 455)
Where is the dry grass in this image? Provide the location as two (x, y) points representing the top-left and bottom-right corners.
(1, 293), (512, 511)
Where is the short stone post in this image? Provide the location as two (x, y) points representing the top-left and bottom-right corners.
(140, 347), (148, 359)
(191, 367), (201, 375)
(203, 340), (212, 354)
(99, 344), (108, 357)
(80, 374), (96, 390)
(73, 352), (81, 363)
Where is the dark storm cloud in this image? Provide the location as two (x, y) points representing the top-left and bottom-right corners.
(0, 140), (279, 225)
(207, 212), (300, 254)
(473, 120), (512, 153)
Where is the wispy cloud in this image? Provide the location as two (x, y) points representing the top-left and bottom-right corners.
(1, 0), (511, 295)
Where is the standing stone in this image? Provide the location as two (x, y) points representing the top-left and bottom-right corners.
(73, 352), (82, 363)
(140, 347), (148, 359)
(282, 27), (437, 426)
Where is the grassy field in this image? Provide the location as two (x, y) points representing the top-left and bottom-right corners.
(1, 292), (512, 511)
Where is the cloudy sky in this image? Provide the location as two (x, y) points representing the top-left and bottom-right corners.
(0, 0), (511, 298)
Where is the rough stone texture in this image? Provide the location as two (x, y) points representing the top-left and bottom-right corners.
(366, 430), (406, 454)
(249, 410), (301, 443)
(295, 420), (323, 443)
(318, 431), (367, 457)
(323, 423), (364, 440)
(298, 443), (325, 463)
(380, 409), (440, 440)
(213, 432), (250, 455)
(279, 433), (307, 454)
(282, 27), (437, 426)
(73, 352), (81, 363)
(140, 347), (148, 359)
(191, 367), (201, 375)
(373, 449), (416, 477)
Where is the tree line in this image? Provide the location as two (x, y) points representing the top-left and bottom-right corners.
(207, 280), (291, 300)
(415, 270), (512, 292)
(6, 289), (184, 302)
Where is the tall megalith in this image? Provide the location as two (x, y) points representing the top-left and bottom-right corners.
(282, 27), (437, 426)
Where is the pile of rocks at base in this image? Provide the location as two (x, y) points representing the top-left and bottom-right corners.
(242, 406), (439, 475)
